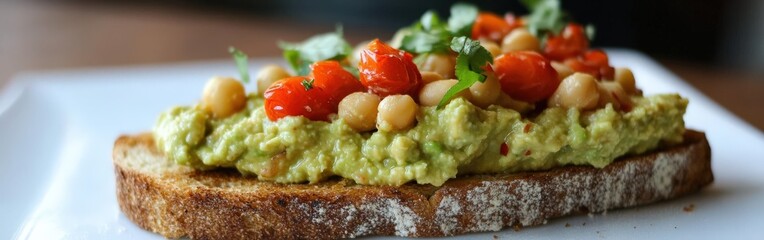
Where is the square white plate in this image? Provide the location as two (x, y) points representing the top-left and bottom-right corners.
(2, 50), (763, 239)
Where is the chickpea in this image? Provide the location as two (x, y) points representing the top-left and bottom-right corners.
(469, 73), (501, 108)
(377, 95), (418, 132)
(614, 67), (637, 95)
(548, 73), (600, 110)
(496, 93), (534, 113)
(501, 28), (540, 53)
(480, 39), (502, 58)
(418, 54), (456, 79)
(338, 92), (381, 132)
(420, 71), (445, 84)
(551, 61), (574, 81)
(256, 65), (291, 95)
(418, 79), (471, 107)
(202, 76), (247, 118)
(597, 81), (631, 110)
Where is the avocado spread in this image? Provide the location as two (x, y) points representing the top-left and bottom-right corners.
(154, 94), (686, 186)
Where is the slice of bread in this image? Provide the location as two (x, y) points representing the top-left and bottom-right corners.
(113, 130), (712, 239)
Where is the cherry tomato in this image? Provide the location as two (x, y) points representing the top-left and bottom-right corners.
(493, 51), (560, 103)
(310, 60), (365, 110)
(471, 12), (513, 42)
(564, 50), (615, 79)
(264, 76), (332, 121)
(358, 39), (422, 97)
(543, 23), (589, 61)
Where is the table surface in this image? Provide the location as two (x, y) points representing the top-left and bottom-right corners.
(1, 1), (762, 132)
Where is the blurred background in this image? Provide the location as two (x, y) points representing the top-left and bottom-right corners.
(1, 0), (762, 130)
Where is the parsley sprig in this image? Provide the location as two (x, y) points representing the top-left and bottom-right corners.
(301, 78), (315, 90)
(436, 36), (493, 109)
(398, 3), (478, 55)
(521, 0), (567, 38)
(228, 46), (250, 83)
(279, 26), (352, 76)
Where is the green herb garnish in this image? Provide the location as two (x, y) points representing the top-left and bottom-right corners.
(228, 46), (250, 83)
(436, 36), (493, 109)
(448, 3), (479, 38)
(399, 11), (450, 54)
(301, 78), (315, 90)
(398, 3), (478, 55)
(521, 0), (566, 38)
(279, 26), (352, 76)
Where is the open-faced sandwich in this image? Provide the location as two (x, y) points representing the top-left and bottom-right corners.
(113, 1), (713, 239)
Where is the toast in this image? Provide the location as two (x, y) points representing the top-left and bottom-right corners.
(113, 130), (712, 239)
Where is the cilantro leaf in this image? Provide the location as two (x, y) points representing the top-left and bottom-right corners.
(279, 26), (352, 76)
(228, 46), (250, 83)
(447, 3), (478, 38)
(399, 10), (451, 54)
(436, 37), (493, 109)
(400, 30), (451, 54)
(585, 24), (596, 41)
(521, 0), (566, 38)
(397, 3), (477, 55)
(301, 78), (314, 90)
(420, 10), (443, 31)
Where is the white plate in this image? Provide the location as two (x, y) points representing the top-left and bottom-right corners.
(2, 50), (763, 239)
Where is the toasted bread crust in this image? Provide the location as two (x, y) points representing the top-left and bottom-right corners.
(113, 130), (712, 239)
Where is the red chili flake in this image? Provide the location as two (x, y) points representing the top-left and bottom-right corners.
(523, 123), (533, 133)
(524, 149), (532, 156)
(500, 143), (509, 156)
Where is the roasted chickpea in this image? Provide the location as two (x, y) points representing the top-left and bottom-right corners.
(469, 73), (501, 108)
(418, 79), (471, 107)
(496, 93), (534, 113)
(420, 71), (445, 84)
(202, 76), (247, 118)
(480, 40), (502, 58)
(551, 61), (574, 81)
(256, 65), (291, 95)
(614, 67), (637, 95)
(548, 73), (600, 110)
(338, 92), (381, 132)
(501, 28), (540, 53)
(597, 81), (631, 110)
(377, 95), (418, 131)
(418, 54), (456, 79)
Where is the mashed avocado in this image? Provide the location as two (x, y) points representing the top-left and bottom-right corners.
(154, 94), (687, 186)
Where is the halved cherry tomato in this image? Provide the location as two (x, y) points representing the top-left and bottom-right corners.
(358, 39), (422, 97)
(564, 50), (615, 79)
(493, 51), (559, 103)
(310, 60), (365, 110)
(543, 23), (589, 61)
(471, 12), (513, 42)
(264, 76), (332, 121)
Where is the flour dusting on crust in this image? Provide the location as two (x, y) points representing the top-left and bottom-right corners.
(349, 198), (419, 237)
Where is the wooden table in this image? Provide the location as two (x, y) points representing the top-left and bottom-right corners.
(2, 1), (762, 131)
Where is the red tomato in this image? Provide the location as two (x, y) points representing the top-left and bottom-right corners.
(471, 12), (513, 42)
(543, 23), (589, 61)
(310, 60), (365, 110)
(264, 76), (333, 121)
(564, 50), (615, 79)
(358, 39), (422, 97)
(493, 51), (560, 103)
